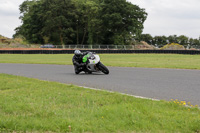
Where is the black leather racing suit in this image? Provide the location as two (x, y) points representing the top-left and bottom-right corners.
(72, 51), (89, 74)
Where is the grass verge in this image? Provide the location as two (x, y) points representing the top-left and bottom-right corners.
(0, 74), (200, 132)
(0, 54), (200, 70)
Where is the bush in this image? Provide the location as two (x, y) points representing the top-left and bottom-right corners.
(160, 43), (185, 50)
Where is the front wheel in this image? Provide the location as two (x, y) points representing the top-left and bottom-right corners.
(97, 62), (109, 74)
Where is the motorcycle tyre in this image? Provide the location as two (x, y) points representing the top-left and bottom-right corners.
(97, 62), (109, 74)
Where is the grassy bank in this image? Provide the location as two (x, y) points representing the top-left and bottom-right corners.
(0, 54), (200, 69)
(0, 74), (200, 132)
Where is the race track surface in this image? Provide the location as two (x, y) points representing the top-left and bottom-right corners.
(1, 63), (200, 106)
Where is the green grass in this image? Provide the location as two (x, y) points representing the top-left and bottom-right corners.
(0, 54), (200, 69)
(0, 74), (200, 132)
(101, 54), (200, 69)
(0, 54), (73, 65)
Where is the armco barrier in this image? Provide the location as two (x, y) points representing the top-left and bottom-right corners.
(0, 50), (200, 54)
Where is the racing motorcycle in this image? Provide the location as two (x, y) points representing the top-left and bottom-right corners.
(81, 52), (109, 74)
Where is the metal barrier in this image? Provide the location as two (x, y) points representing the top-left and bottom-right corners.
(0, 50), (200, 54)
(49, 44), (200, 50)
(53, 45), (135, 50)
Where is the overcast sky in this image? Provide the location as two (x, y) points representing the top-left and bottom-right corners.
(0, 0), (200, 39)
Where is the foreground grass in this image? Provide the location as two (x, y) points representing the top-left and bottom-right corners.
(0, 74), (200, 132)
(0, 54), (200, 69)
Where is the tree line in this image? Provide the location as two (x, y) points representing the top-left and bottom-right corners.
(138, 34), (200, 48)
(14, 0), (200, 48)
(14, 0), (147, 46)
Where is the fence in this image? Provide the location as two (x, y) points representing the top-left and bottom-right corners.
(51, 44), (200, 50)
(1, 44), (200, 50)
(53, 45), (135, 50)
(1, 49), (200, 54)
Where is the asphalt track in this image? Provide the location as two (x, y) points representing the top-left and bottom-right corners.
(1, 63), (200, 106)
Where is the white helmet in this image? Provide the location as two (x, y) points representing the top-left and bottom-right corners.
(74, 50), (81, 56)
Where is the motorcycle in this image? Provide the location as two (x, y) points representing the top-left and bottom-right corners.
(81, 52), (109, 74)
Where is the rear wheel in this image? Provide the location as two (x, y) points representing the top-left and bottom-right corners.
(97, 62), (109, 74)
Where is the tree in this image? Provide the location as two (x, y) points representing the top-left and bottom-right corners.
(140, 34), (153, 44)
(153, 36), (167, 47)
(14, 0), (147, 45)
(14, 0), (44, 43)
(192, 39), (200, 48)
(74, 0), (102, 45)
(99, 0), (147, 45)
(167, 35), (178, 44)
(177, 35), (189, 47)
(41, 0), (77, 46)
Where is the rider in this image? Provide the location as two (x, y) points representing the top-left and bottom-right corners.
(72, 50), (89, 74)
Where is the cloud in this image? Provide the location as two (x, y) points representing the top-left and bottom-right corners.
(128, 0), (200, 38)
(0, 1), (20, 16)
(1, 0), (200, 39)
(0, 0), (23, 38)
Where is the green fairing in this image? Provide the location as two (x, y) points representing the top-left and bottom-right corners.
(82, 54), (90, 63)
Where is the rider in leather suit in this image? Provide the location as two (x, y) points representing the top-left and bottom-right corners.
(72, 50), (89, 74)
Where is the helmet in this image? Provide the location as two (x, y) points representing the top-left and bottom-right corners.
(74, 50), (81, 57)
